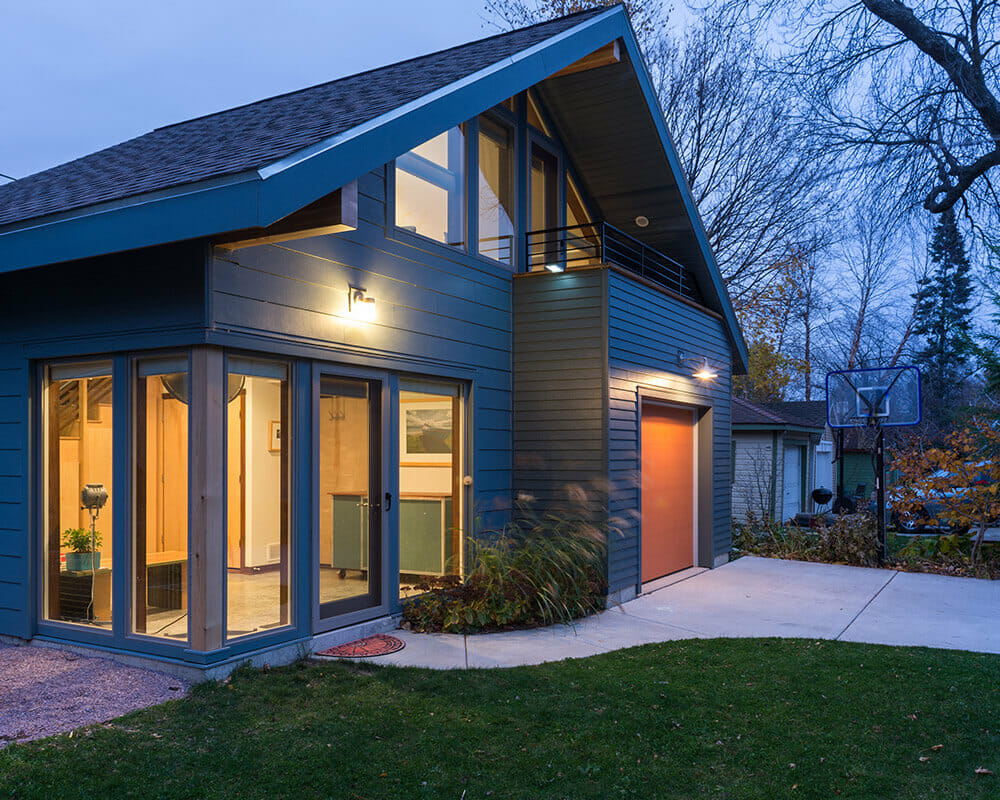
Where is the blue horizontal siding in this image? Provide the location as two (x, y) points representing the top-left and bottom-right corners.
(512, 269), (606, 522)
(607, 270), (732, 588)
(211, 166), (513, 533)
(0, 356), (29, 637)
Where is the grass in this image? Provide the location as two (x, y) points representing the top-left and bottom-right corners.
(1, 639), (998, 799)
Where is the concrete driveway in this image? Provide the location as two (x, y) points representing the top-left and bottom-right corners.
(357, 556), (1000, 669)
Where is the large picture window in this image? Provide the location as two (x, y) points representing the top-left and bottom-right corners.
(44, 362), (114, 629)
(395, 127), (466, 248)
(133, 357), (189, 641)
(477, 115), (515, 264)
(225, 357), (291, 640)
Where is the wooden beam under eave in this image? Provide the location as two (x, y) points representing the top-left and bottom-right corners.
(550, 41), (620, 79)
(215, 180), (358, 250)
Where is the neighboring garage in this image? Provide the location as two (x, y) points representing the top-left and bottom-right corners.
(731, 399), (830, 522)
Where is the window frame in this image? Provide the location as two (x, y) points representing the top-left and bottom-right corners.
(475, 111), (518, 266)
(392, 124), (470, 253)
(386, 91), (600, 275)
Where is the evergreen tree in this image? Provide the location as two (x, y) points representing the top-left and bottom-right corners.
(912, 210), (975, 426)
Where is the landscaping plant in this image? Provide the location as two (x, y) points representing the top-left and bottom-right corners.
(403, 487), (610, 632)
(733, 510), (882, 567)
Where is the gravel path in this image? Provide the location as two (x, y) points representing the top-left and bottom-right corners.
(0, 643), (189, 747)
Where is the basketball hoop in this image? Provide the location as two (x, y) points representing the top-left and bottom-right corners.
(825, 366), (923, 563)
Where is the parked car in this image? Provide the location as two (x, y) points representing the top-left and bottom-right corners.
(888, 462), (997, 535)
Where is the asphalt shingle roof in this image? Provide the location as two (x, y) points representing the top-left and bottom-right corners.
(0, 9), (606, 228)
(733, 398), (827, 430)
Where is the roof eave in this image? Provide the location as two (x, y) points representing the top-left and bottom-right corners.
(733, 423), (825, 435)
(611, 15), (749, 374)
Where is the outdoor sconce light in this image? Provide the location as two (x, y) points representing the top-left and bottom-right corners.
(348, 286), (376, 321)
(677, 350), (719, 381)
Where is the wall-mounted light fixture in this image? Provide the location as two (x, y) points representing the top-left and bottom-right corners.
(348, 285), (376, 321)
(544, 263), (565, 273)
(677, 350), (719, 381)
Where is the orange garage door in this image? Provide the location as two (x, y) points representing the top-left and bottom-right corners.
(641, 403), (695, 582)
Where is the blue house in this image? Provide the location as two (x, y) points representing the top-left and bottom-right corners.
(0, 7), (747, 676)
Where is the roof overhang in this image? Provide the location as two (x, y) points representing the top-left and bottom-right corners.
(733, 424), (825, 435)
(0, 6), (747, 371)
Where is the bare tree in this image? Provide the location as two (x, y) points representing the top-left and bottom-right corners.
(767, 0), (1000, 222)
(813, 209), (926, 372)
(485, 0), (835, 304)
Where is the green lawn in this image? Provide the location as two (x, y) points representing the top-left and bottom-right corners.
(1, 639), (997, 799)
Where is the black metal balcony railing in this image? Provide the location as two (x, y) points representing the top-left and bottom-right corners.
(525, 221), (699, 301)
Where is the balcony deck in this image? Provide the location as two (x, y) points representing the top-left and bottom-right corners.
(526, 222), (702, 303)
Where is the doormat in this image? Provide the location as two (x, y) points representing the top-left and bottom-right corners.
(316, 633), (405, 659)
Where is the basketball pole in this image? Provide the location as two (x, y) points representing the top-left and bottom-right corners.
(875, 424), (887, 564)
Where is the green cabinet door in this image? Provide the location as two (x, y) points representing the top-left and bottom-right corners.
(399, 498), (444, 575)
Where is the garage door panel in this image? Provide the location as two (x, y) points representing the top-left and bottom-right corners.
(641, 404), (695, 582)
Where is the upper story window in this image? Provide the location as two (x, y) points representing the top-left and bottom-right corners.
(395, 126), (466, 248)
(477, 115), (515, 265)
(392, 93), (599, 271)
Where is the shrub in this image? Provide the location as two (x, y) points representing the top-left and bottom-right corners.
(402, 491), (610, 633)
(733, 511), (882, 567)
(813, 512), (881, 567)
(731, 510), (816, 560)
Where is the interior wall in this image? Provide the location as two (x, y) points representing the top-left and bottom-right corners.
(145, 387), (187, 555)
(318, 394), (369, 565)
(246, 376), (282, 567)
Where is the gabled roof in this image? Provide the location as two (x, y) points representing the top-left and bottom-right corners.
(0, 10), (603, 228)
(733, 398), (827, 433)
(0, 5), (748, 371)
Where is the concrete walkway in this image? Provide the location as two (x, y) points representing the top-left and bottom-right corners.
(351, 557), (1000, 669)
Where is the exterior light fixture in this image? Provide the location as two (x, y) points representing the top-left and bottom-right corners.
(544, 263), (565, 273)
(691, 362), (719, 381)
(635, 215), (650, 228)
(677, 350), (719, 381)
(348, 286), (376, 321)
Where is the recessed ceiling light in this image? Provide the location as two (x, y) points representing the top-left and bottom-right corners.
(635, 215), (650, 228)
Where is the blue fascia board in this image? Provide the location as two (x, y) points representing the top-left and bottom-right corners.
(0, 8), (623, 274)
(0, 177), (260, 273)
(611, 19), (750, 374)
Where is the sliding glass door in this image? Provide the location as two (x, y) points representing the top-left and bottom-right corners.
(317, 375), (382, 619)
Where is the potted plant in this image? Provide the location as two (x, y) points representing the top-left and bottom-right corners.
(62, 527), (102, 571)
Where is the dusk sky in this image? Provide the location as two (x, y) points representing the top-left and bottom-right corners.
(1, 1), (499, 181)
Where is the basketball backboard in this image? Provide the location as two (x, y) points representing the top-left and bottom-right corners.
(826, 366), (921, 428)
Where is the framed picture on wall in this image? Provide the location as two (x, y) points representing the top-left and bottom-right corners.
(400, 398), (452, 465)
(268, 420), (282, 453)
